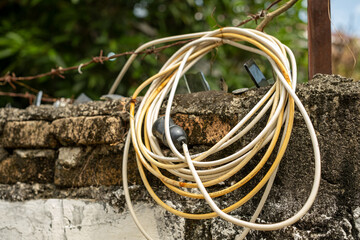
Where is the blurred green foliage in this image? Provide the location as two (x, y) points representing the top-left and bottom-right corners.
(0, 0), (307, 108)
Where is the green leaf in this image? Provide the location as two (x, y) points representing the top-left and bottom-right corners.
(6, 32), (24, 46)
(0, 49), (15, 59)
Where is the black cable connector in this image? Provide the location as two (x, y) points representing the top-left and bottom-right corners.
(152, 116), (188, 150)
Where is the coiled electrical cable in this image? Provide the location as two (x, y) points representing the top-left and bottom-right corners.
(114, 27), (321, 240)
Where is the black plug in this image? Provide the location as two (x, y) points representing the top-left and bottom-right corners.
(152, 116), (188, 150)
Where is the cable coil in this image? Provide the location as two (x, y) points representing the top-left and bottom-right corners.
(115, 27), (321, 239)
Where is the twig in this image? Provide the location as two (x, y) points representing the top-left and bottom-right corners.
(236, 0), (283, 28)
(236, 17), (256, 27)
(256, 0), (299, 31)
(266, 0), (282, 11)
(211, 7), (223, 28)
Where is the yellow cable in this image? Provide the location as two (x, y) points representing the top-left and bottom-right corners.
(127, 30), (295, 219)
(134, 100), (293, 219)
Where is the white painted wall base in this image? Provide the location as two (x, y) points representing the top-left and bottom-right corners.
(0, 199), (175, 240)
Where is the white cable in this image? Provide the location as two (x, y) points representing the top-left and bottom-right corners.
(122, 133), (153, 240)
(109, 31), (212, 94)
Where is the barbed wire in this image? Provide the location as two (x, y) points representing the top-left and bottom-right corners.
(0, 39), (193, 86)
(0, 0), (297, 103)
(0, 91), (57, 104)
(236, 0), (282, 27)
(0, 40), (194, 104)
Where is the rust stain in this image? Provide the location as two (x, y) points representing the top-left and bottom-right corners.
(205, 115), (231, 143)
(174, 113), (231, 145)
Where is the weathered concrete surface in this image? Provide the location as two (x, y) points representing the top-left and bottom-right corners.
(0, 74), (359, 239)
(0, 98), (128, 121)
(0, 199), (163, 240)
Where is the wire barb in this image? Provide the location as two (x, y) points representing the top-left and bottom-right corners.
(78, 64), (84, 74)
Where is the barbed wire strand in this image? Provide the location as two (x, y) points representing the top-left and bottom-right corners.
(0, 0), (298, 103)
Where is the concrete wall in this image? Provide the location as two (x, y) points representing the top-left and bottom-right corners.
(0, 74), (359, 239)
(0, 199), (162, 240)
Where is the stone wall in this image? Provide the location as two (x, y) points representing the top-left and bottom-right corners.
(0, 74), (359, 240)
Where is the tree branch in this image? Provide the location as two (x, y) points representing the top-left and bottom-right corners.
(256, 0), (299, 31)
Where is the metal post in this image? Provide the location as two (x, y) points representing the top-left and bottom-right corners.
(307, 0), (332, 79)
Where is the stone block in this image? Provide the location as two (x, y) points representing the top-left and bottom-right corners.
(52, 116), (124, 146)
(57, 147), (82, 168)
(54, 145), (140, 187)
(0, 149), (56, 184)
(0, 99), (128, 121)
(1, 121), (58, 148)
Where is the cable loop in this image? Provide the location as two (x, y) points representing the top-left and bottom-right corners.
(120, 27), (321, 240)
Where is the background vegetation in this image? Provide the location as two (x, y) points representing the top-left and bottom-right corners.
(0, 0), (308, 107)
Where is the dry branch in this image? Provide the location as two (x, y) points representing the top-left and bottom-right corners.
(256, 0), (299, 31)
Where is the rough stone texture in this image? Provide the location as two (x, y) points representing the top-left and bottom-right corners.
(0, 149), (55, 184)
(0, 147), (8, 161)
(54, 145), (138, 187)
(355, 207), (360, 239)
(57, 147), (82, 168)
(0, 118), (5, 135)
(52, 116), (124, 146)
(14, 149), (56, 159)
(173, 113), (235, 145)
(0, 99), (129, 121)
(1, 121), (58, 148)
(0, 74), (359, 239)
